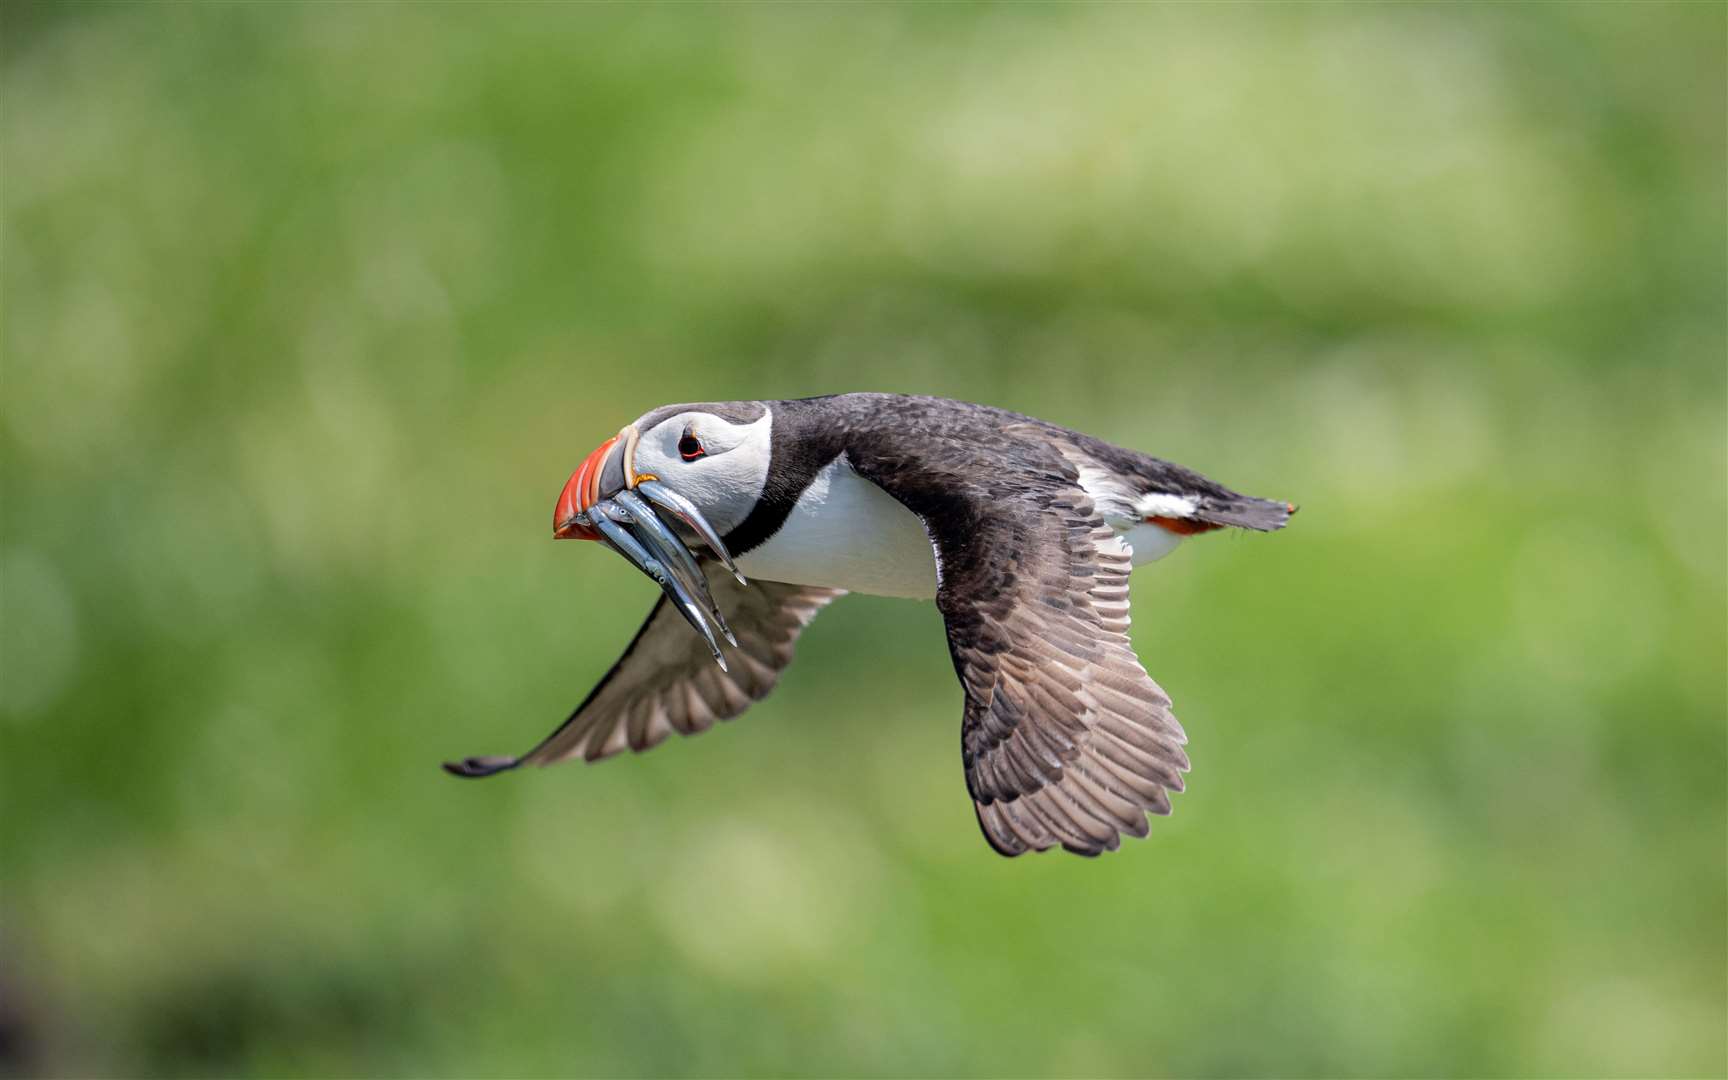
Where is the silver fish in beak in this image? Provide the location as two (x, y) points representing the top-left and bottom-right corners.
(552, 424), (745, 667)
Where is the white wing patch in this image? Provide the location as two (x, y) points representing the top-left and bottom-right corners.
(1071, 462), (1140, 524)
(1136, 492), (1199, 519)
(1071, 456), (1187, 567)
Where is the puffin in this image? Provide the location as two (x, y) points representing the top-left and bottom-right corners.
(445, 393), (1295, 857)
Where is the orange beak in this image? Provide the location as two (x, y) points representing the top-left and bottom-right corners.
(552, 435), (620, 540)
(554, 424), (648, 540)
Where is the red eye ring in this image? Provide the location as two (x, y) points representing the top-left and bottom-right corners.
(678, 434), (706, 461)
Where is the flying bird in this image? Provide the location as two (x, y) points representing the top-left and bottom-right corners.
(445, 393), (1295, 856)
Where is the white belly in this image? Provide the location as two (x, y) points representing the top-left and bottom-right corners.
(736, 458), (1183, 600)
(1123, 521), (1183, 564)
(736, 456), (940, 599)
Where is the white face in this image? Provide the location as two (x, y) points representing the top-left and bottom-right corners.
(631, 408), (773, 535)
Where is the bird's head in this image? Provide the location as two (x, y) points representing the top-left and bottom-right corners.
(548, 403), (781, 669)
(552, 401), (772, 545)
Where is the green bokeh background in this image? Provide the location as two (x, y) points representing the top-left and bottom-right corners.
(3, 3), (1724, 1077)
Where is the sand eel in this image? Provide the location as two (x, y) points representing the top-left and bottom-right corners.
(445, 394), (1296, 857)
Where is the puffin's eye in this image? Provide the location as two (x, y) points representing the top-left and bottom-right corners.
(678, 434), (706, 461)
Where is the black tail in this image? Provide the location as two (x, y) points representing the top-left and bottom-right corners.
(1194, 494), (1297, 532)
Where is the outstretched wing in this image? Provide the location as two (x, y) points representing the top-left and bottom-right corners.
(944, 500), (1189, 856)
(849, 426), (1189, 857)
(444, 566), (843, 777)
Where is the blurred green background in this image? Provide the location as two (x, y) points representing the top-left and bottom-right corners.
(3, 3), (1724, 1077)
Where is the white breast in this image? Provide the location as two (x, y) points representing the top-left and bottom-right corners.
(736, 455), (940, 600)
(736, 457), (1184, 600)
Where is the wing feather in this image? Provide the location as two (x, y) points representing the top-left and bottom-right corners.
(849, 430), (1192, 857)
(443, 566), (842, 777)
